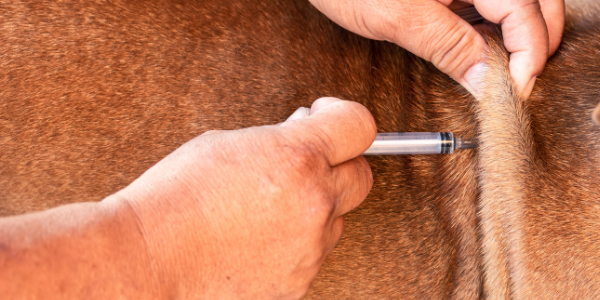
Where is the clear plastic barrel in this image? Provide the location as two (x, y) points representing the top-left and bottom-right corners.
(363, 132), (454, 155)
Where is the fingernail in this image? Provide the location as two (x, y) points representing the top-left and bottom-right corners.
(463, 62), (488, 96)
(521, 76), (537, 99)
(285, 107), (310, 122)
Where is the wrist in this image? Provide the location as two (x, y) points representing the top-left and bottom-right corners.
(113, 181), (215, 299)
(101, 194), (171, 299)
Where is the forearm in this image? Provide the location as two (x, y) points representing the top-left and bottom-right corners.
(0, 196), (163, 299)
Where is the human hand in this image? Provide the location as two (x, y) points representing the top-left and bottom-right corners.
(117, 97), (376, 299)
(309, 0), (564, 99)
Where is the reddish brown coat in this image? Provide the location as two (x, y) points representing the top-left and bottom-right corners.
(1, 0), (600, 298)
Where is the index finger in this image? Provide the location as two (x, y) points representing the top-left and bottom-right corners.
(280, 97), (377, 166)
(539, 0), (565, 57)
(473, 0), (550, 98)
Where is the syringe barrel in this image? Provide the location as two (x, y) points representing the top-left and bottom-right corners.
(363, 132), (455, 155)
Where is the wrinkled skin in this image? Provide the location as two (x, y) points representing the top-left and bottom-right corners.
(118, 98), (376, 299)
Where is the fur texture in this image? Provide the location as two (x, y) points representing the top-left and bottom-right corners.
(476, 12), (600, 300)
(1, 0), (600, 298)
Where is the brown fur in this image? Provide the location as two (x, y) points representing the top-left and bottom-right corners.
(476, 9), (600, 299)
(1, 0), (600, 298)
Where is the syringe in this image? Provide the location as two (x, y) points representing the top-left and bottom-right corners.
(285, 107), (476, 155)
(363, 132), (476, 155)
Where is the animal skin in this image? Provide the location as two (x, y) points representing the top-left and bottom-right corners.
(1, 0), (600, 298)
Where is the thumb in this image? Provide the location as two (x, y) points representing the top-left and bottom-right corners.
(310, 0), (488, 95)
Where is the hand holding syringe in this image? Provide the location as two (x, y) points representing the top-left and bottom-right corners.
(287, 107), (477, 155)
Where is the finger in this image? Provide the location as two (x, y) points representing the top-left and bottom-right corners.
(308, 0), (488, 93)
(309, 97), (340, 114)
(396, 1), (489, 95)
(201, 130), (227, 136)
(321, 217), (345, 259)
(539, 0), (565, 56)
(473, 0), (549, 98)
(280, 97), (377, 166)
(340, 0), (488, 96)
(592, 103), (600, 125)
(284, 107), (310, 122)
(456, 0), (562, 55)
(331, 156), (373, 218)
(284, 97), (341, 123)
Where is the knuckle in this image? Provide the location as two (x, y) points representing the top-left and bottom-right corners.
(283, 279), (314, 300)
(287, 288), (310, 300)
(355, 156), (374, 191)
(289, 121), (337, 163)
(282, 141), (327, 175)
(428, 24), (476, 77)
(518, 0), (541, 10)
(304, 185), (336, 223)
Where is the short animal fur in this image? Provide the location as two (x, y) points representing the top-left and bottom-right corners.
(1, 0), (600, 298)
